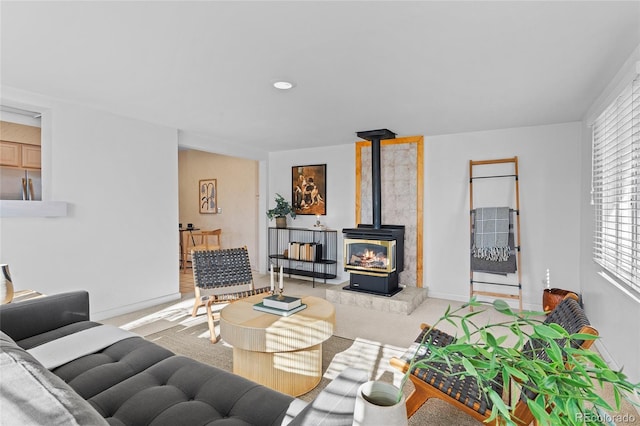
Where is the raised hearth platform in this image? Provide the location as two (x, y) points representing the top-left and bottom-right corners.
(325, 284), (428, 315)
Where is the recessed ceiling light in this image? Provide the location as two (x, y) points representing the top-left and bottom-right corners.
(273, 81), (294, 90)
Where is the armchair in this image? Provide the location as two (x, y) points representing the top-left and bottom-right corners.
(191, 247), (270, 343)
(390, 294), (598, 425)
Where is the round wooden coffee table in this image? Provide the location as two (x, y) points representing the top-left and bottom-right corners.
(219, 293), (335, 396)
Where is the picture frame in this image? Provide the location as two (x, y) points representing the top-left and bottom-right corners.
(292, 164), (326, 215)
(199, 179), (217, 214)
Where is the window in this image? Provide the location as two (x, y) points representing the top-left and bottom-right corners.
(592, 75), (639, 295)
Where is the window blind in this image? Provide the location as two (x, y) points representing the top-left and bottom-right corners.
(592, 75), (639, 294)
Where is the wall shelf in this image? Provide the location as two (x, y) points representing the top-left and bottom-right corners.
(268, 227), (337, 287)
(0, 200), (68, 217)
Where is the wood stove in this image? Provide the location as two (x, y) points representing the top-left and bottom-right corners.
(342, 129), (405, 296)
(344, 238), (396, 274)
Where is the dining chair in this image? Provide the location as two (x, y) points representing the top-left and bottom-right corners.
(190, 229), (222, 252)
(182, 229), (222, 273)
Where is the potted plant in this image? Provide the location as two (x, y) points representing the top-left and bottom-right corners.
(353, 380), (408, 426)
(266, 193), (296, 228)
(399, 298), (640, 426)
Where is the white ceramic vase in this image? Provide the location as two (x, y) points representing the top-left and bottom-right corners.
(1, 264), (14, 304)
(352, 380), (408, 426)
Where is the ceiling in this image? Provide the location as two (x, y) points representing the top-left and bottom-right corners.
(2, 1), (639, 154)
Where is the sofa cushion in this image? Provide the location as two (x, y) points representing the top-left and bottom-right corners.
(88, 355), (293, 426)
(28, 324), (140, 370)
(54, 335), (175, 400)
(16, 320), (102, 349)
(0, 331), (109, 426)
(15, 320), (175, 400)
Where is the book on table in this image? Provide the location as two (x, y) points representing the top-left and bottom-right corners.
(253, 302), (307, 317)
(262, 294), (302, 310)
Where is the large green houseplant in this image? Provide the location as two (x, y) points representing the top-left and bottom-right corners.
(266, 193), (296, 228)
(400, 298), (639, 426)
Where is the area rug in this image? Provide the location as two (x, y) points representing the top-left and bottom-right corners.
(104, 297), (223, 337)
(143, 322), (484, 426)
(323, 337), (406, 384)
(104, 297), (639, 426)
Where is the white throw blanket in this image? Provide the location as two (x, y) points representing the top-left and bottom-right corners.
(27, 325), (139, 370)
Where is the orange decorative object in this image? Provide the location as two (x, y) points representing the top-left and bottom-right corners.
(543, 288), (573, 313)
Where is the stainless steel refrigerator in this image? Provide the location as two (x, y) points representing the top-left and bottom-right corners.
(0, 167), (42, 200)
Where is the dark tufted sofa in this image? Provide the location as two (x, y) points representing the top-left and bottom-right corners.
(0, 291), (368, 426)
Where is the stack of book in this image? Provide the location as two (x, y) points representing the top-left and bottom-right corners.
(287, 242), (322, 261)
(253, 295), (307, 317)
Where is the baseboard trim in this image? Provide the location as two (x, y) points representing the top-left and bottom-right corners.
(91, 293), (181, 321)
(426, 290), (542, 312)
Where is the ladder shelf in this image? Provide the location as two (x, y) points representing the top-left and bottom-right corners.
(469, 156), (523, 312)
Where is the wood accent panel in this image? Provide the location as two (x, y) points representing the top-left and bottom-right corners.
(355, 135), (424, 288)
(0, 141), (21, 167)
(0, 121), (41, 146)
(21, 145), (41, 169)
(416, 138), (424, 289)
(355, 145), (363, 224)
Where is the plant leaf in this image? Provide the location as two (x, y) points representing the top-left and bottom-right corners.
(492, 299), (513, 315)
(503, 365), (529, 382)
(487, 388), (511, 419)
(533, 324), (564, 339)
(545, 340), (564, 365)
(461, 319), (470, 340)
(571, 332), (599, 341)
(462, 357), (478, 377)
(527, 396), (550, 424)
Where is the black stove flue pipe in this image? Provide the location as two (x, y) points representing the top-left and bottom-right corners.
(356, 129), (397, 229)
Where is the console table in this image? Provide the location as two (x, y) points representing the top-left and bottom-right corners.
(267, 227), (338, 287)
(219, 293), (335, 396)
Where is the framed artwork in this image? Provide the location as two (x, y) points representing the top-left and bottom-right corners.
(199, 179), (217, 214)
(292, 164), (326, 215)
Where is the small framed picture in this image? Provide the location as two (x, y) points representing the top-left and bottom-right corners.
(199, 179), (217, 214)
(292, 164), (326, 215)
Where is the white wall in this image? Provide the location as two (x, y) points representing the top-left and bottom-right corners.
(425, 123), (583, 310)
(266, 144), (355, 283)
(0, 88), (180, 319)
(264, 125), (583, 302)
(579, 46), (640, 383)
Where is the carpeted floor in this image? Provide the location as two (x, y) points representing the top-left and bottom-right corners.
(142, 318), (484, 426)
(103, 284), (639, 426)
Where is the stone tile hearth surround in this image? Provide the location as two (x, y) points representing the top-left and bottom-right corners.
(358, 139), (420, 287)
(326, 285), (428, 315)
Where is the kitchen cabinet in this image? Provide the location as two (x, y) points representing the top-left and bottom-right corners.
(268, 227), (337, 287)
(0, 141), (41, 169)
(0, 121), (42, 169)
(21, 144), (41, 169)
(0, 142), (21, 167)
(0, 121), (41, 146)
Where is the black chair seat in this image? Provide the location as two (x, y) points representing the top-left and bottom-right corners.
(409, 327), (504, 415)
